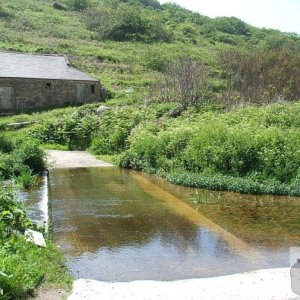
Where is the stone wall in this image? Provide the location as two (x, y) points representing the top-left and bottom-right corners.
(0, 77), (103, 112)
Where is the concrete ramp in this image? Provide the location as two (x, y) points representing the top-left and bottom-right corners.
(68, 268), (298, 300)
(46, 150), (113, 169)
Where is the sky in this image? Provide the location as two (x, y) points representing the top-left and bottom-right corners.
(159, 0), (300, 34)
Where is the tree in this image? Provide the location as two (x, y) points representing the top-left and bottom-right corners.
(214, 17), (251, 36)
(67, 0), (91, 11)
(85, 3), (172, 42)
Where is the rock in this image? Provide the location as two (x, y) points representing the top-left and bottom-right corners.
(25, 229), (46, 247)
(6, 121), (35, 129)
(96, 105), (112, 114)
(53, 3), (68, 11)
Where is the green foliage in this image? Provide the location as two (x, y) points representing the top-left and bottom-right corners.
(120, 0), (161, 9)
(214, 17), (251, 36)
(0, 188), (33, 236)
(0, 239), (69, 300)
(116, 102), (300, 195)
(151, 56), (210, 107)
(13, 142), (45, 173)
(0, 188), (71, 299)
(66, 0), (91, 11)
(183, 122), (300, 183)
(219, 47), (300, 104)
(167, 171), (300, 196)
(31, 108), (100, 150)
(85, 3), (172, 42)
(13, 170), (37, 190)
(90, 106), (141, 154)
(0, 134), (44, 179)
(0, 4), (11, 18)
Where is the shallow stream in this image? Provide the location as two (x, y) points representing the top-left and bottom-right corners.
(21, 167), (300, 281)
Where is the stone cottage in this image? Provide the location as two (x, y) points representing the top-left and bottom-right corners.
(0, 52), (103, 113)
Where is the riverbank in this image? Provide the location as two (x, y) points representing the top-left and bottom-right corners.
(68, 268), (298, 300)
(2, 102), (300, 196)
(0, 135), (73, 299)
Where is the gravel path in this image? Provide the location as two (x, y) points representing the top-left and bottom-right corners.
(46, 150), (113, 168)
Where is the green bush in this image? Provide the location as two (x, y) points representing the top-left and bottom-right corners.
(85, 3), (172, 42)
(90, 106), (141, 155)
(66, 0), (91, 11)
(167, 171), (300, 196)
(12, 142), (45, 173)
(117, 102), (300, 195)
(0, 137), (44, 179)
(0, 188), (71, 299)
(0, 188), (33, 236)
(0, 135), (14, 153)
(13, 170), (37, 190)
(31, 112), (100, 150)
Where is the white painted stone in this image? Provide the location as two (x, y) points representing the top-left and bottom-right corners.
(96, 105), (112, 114)
(25, 229), (46, 247)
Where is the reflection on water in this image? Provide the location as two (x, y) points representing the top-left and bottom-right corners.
(142, 173), (300, 248)
(18, 176), (48, 228)
(23, 167), (300, 281)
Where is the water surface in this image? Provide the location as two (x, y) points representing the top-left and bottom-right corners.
(44, 167), (300, 281)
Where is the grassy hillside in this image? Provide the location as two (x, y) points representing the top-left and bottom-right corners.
(1, 0), (300, 103)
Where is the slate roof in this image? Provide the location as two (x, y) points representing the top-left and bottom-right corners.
(0, 52), (98, 82)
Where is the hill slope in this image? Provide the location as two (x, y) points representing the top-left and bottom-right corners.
(1, 0), (300, 102)
(0, 0), (300, 196)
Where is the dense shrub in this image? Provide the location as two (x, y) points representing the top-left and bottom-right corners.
(90, 107), (141, 155)
(85, 3), (172, 42)
(151, 56), (210, 107)
(0, 188), (71, 299)
(220, 47), (300, 104)
(13, 142), (44, 173)
(0, 135), (14, 153)
(120, 0), (161, 9)
(118, 102), (300, 195)
(0, 136), (44, 179)
(214, 17), (251, 36)
(13, 169), (37, 190)
(66, 0), (91, 11)
(119, 124), (196, 173)
(183, 122), (300, 183)
(0, 188), (33, 236)
(31, 112), (100, 150)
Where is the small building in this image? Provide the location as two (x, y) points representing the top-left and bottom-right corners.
(0, 52), (103, 113)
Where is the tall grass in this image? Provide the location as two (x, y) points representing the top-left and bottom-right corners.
(0, 188), (72, 299)
(13, 169), (37, 190)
